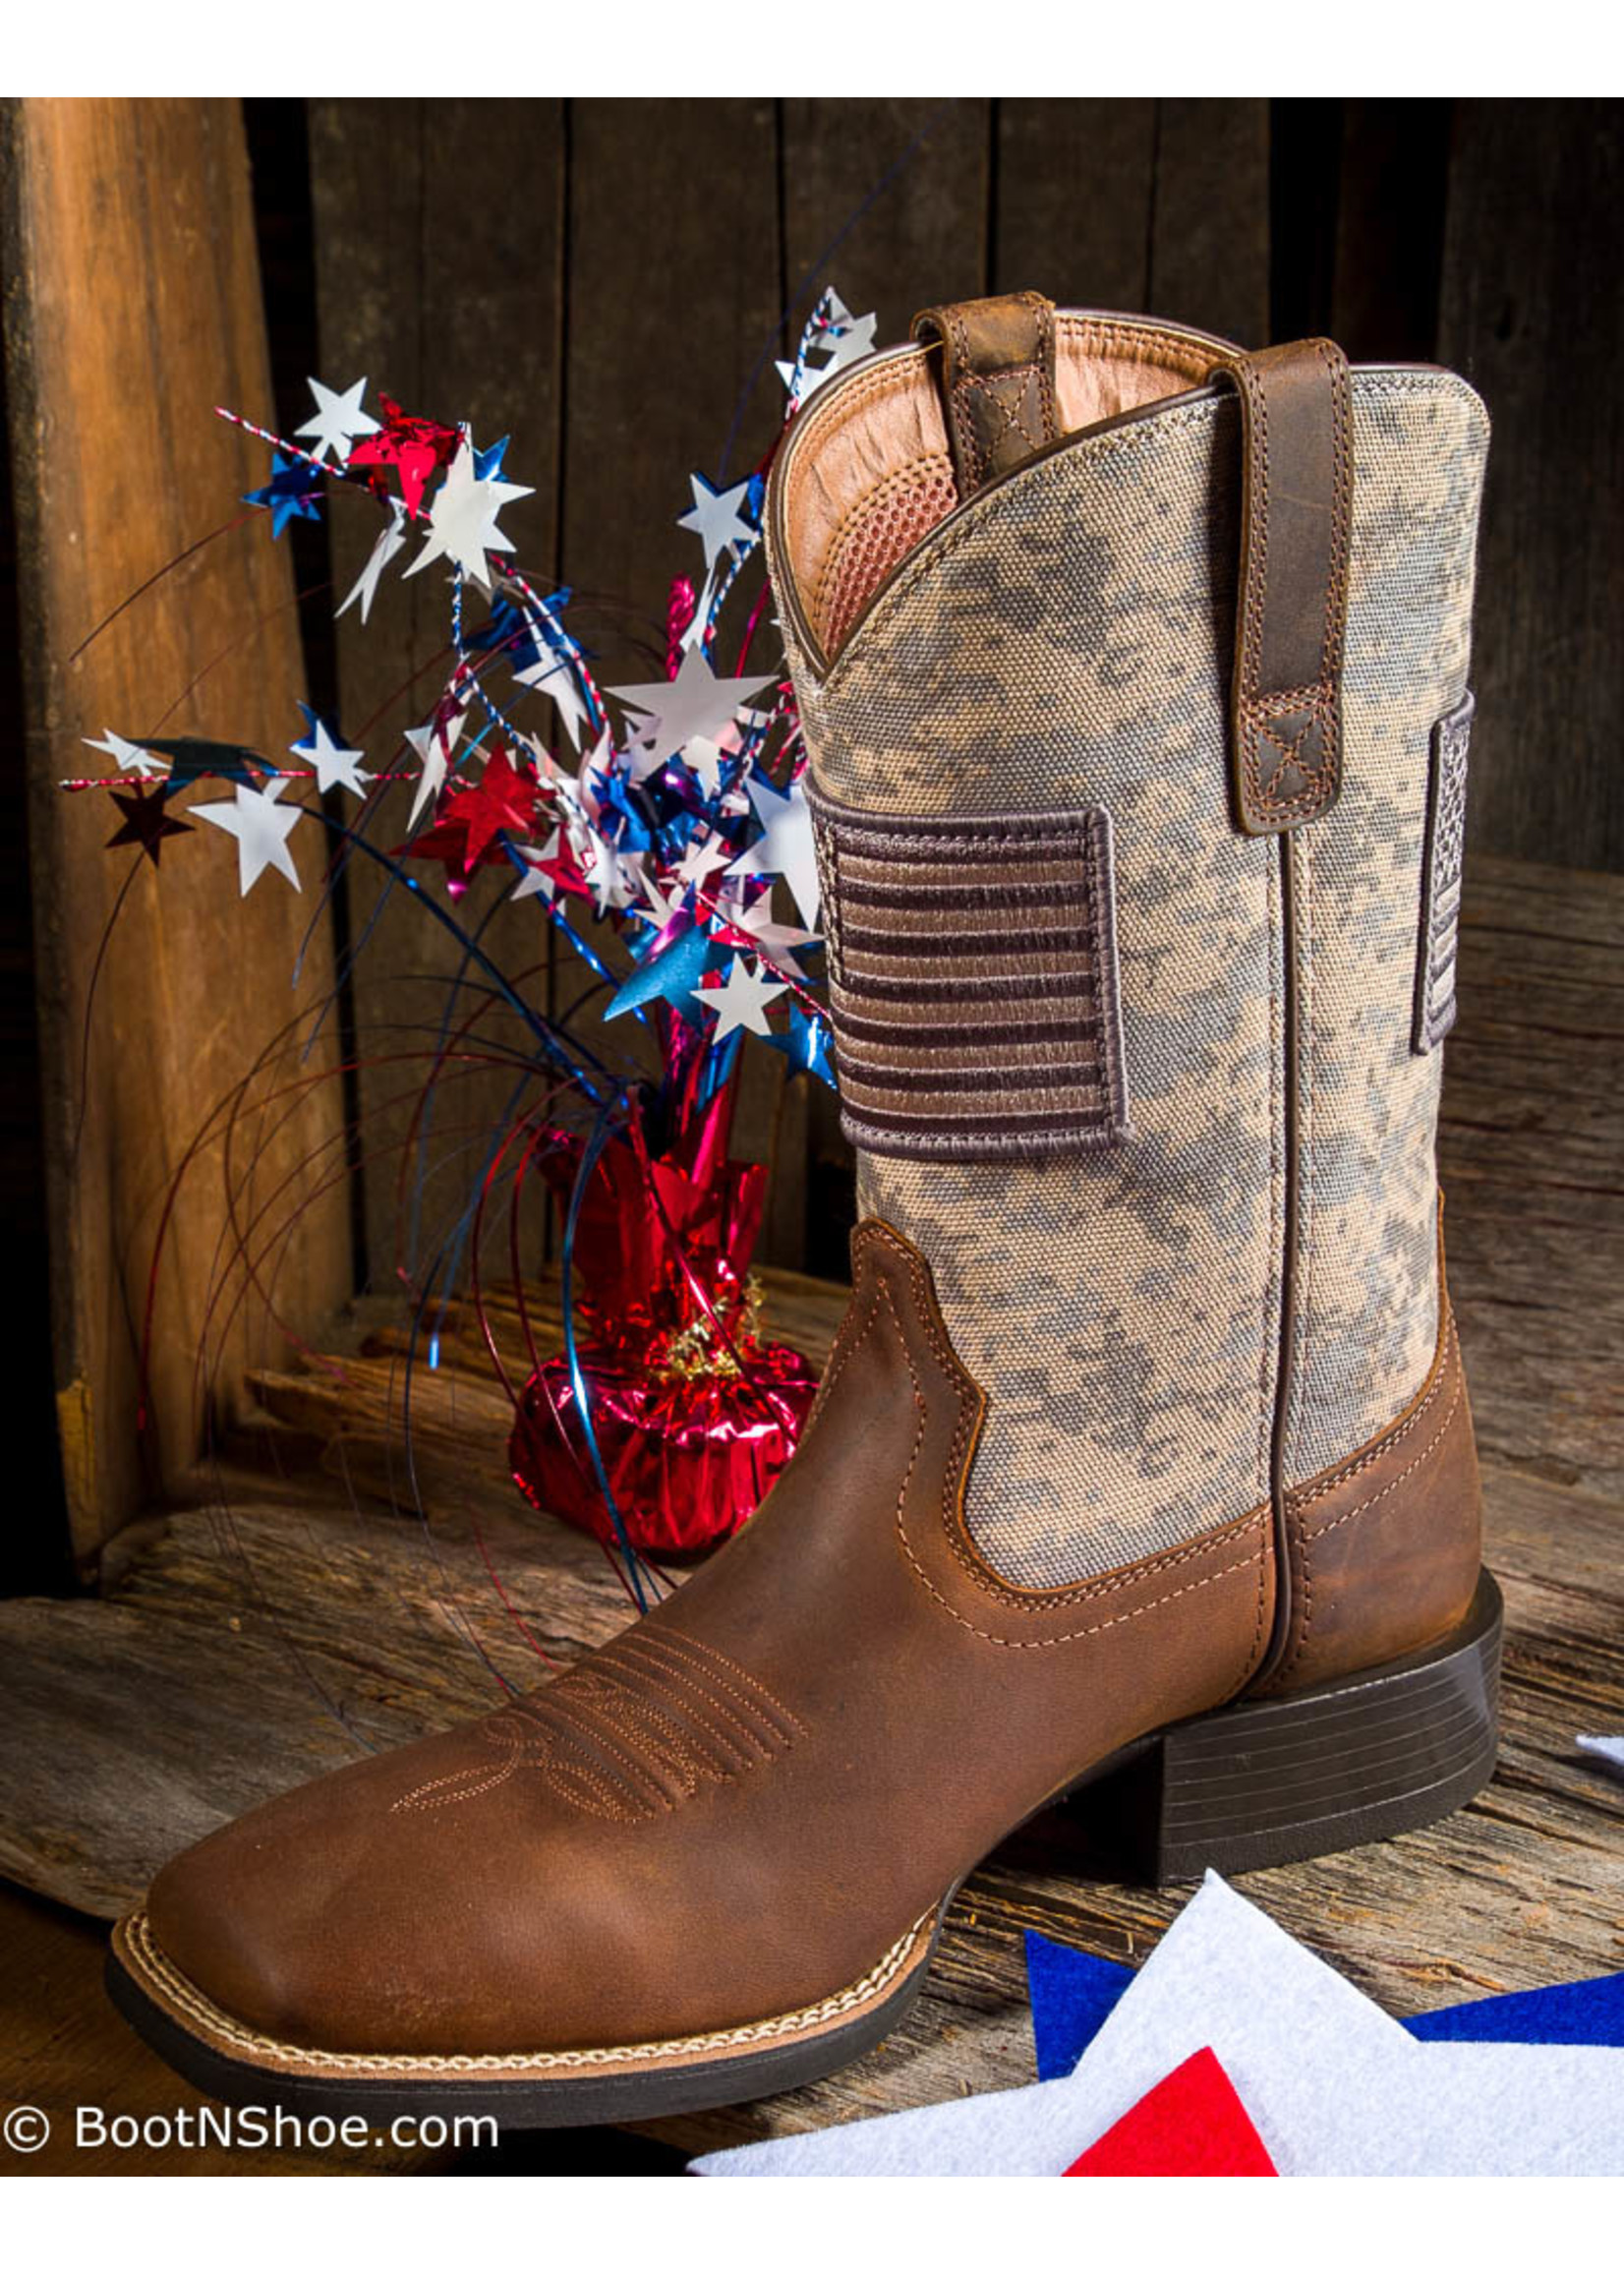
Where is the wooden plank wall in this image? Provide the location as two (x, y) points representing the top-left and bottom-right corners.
(289, 96), (1621, 1294)
(2, 99), (351, 1571)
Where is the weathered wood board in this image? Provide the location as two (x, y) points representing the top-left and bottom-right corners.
(1, 96), (350, 1563)
(0, 853), (1617, 2160)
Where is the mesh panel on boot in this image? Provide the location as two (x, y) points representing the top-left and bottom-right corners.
(777, 374), (1486, 1588)
(817, 454), (958, 657)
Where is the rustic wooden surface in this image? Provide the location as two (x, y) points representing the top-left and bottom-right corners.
(0, 851), (1617, 2170)
(0, 97), (349, 1564)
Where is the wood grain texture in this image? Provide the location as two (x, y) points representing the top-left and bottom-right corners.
(995, 100), (1155, 312)
(1, 97), (348, 1564)
(554, 99), (789, 1248)
(307, 98), (572, 1291)
(1436, 98), (1624, 873)
(0, 858), (1615, 2160)
(1149, 99), (1271, 350)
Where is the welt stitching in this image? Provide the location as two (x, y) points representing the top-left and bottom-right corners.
(122, 1907), (934, 2078)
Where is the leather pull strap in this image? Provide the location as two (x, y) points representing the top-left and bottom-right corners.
(1210, 338), (1354, 835)
(911, 290), (1060, 498)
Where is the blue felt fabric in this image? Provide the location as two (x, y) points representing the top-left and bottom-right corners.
(1400, 1973), (1624, 2045)
(1023, 1932), (1133, 2081)
(1023, 1928), (1624, 2080)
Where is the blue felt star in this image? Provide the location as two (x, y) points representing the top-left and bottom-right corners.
(243, 452), (324, 539)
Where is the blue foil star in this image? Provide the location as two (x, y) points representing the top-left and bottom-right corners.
(243, 452), (324, 538)
(765, 1000), (837, 1087)
(606, 923), (725, 1025)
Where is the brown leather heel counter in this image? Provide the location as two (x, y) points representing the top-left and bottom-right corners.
(1260, 1300), (1483, 1697)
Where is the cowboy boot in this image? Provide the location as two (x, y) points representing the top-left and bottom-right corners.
(108, 295), (1498, 2128)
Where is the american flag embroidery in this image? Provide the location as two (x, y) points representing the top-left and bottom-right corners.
(1415, 692), (1474, 1055)
(809, 794), (1131, 1162)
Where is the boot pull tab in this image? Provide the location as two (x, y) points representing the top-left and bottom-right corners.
(912, 291), (1061, 498)
(1208, 337), (1354, 835)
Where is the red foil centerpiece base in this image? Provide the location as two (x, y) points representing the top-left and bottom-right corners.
(509, 1088), (821, 1556)
(510, 1334), (819, 1556)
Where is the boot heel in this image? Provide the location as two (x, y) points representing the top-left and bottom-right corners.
(1080, 1571), (1503, 1883)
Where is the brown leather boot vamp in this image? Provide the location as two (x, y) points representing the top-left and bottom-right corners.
(109, 1222), (1497, 2127)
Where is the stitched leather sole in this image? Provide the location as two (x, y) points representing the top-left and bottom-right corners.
(1063, 1569), (1503, 1880)
(105, 1577), (1500, 2128)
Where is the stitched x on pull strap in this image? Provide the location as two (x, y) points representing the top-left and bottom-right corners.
(911, 290), (1061, 498)
(1208, 338), (1354, 835)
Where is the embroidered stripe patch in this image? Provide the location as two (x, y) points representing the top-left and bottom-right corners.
(1415, 691), (1474, 1055)
(809, 794), (1131, 1161)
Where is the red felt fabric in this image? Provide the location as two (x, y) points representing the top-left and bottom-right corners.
(1065, 2047), (1277, 2177)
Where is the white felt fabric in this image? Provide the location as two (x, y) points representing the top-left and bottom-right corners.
(693, 1876), (1624, 2178)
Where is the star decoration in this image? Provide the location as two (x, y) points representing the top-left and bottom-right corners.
(105, 785), (192, 868)
(193, 778), (305, 894)
(729, 889), (820, 963)
(295, 375), (379, 464)
(243, 452), (324, 538)
(608, 649), (776, 780)
(693, 953), (788, 1040)
(290, 707), (371, 796)
(609, 922), (721, 1024)
(347, 395), (461, 517)
(397, 744), (540, 894)
(777, 299), (880, 405)
(404, 433), (534, 592)
(514, 642), (591, 752)
(764, 1000), (837, 1086)
(403, 707), (466, 827)
(676, 472), (756, 572)
(725, 771), (821, 928)
(449, 743), (540, 868)
(674, 829), (734, 893)
(84, 729), (165, 780)
(143, 737), (266, 787)
(336, 499), (409, 622)
(507, 834), (563, 905)
(680, 735), (727, 797)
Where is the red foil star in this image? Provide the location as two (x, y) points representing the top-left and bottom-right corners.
(346, 394), (461, 517)
(396, 742), (540, 895)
